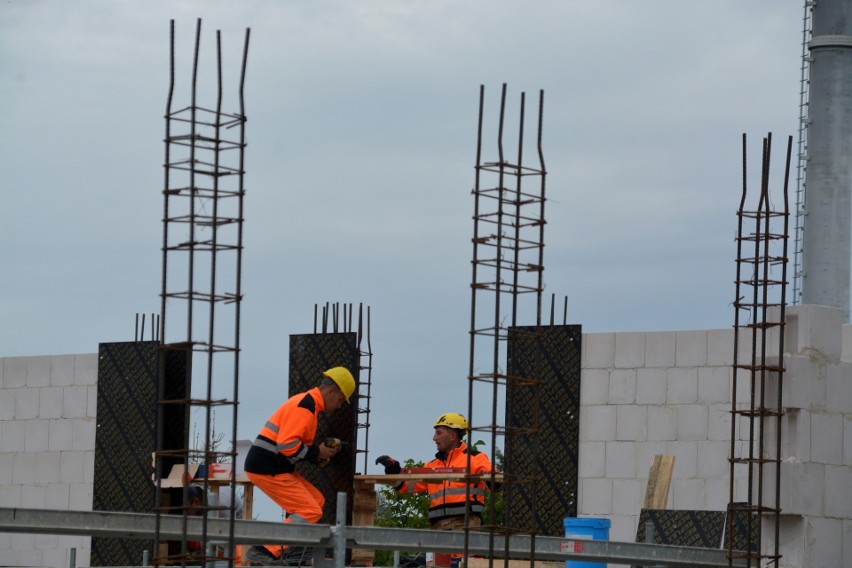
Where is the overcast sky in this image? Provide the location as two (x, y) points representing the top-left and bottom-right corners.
(2, 1), (807, 520)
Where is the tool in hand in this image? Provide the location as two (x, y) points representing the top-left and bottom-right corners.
(318, 437), (347, 468)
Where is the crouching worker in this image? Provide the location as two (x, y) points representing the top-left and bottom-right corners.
(376, 412), (499, 568)
(243, 367), (356, 566)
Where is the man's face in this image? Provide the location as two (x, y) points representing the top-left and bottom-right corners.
(326, 386), (346, 412)
(433, 426), (457, 454)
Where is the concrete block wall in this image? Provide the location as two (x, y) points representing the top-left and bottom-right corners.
(578, 328), (740, 543)
(1, 354), (97, 568)
(577, 305), (852, 568)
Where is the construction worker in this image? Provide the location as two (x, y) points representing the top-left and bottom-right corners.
(376, 412), (498, 568)
(243, 367), (356, 567)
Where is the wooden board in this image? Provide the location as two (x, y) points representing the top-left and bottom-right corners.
(355, 473), (504, 485)
(643, 455), (675, 509)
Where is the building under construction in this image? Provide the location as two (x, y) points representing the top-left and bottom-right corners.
(1, 1), (851, 567)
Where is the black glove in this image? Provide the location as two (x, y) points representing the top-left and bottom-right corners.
(375, 455), (401, 474)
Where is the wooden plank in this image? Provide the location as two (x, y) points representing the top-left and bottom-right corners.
(643, 455), (675, 509)
(354, 473), (504, 485)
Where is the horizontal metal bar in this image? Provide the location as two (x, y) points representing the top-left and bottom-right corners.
(0, 508), (745, 567)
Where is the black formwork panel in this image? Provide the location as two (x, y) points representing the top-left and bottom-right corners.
(504, 325), (582, 536)
(91, 341), (189, 566)
(288, 333), (359, 525)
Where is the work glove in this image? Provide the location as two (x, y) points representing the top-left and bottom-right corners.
(375, 455), (401, 474)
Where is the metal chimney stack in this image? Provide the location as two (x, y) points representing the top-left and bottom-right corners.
(801, 0), (852, 321)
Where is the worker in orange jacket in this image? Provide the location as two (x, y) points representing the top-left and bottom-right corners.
(376, 412), (499, 567)
(243, 367), (356, 567)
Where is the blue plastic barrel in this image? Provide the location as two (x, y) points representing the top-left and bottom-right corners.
(563, 517), (611, 568)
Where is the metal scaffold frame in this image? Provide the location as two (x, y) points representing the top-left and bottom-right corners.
(792, 0), (813, 305)
(728, 133), (791, 567)
(313, 301), (374, 473)
(466, 83), (547, 564)
(154, 19), (250, 568)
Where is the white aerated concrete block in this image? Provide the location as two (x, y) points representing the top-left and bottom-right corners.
(14, 387), (38, 419)
(705, 477), (728, 510)
(0, 484), (22, 507)
(790, 304), (843, 359)
(774, 461), (825, 516)
(784, 355), (825, 410)
(38, 386), (63, 419)
(615, 332), (645, 368)
(645, 331), (676, 367)
(50, 354), (76, 386)
(646, 405), (677, 441)
(608, 369), (636, 404)
(707, 404), (731, 441)
(782, 408), (812, 462)
(696, 440), (729, 478)
(580, 405), (616, 441)
(35, 453), (60, 484)
(60, 451), (86, 483)
(845, 415), (852, 466)
(671, 478), (705, 510)
(604, 442), (635, 478)
(580, 369), (609, 405)
(698, 366), (730, 403)
(666, 441), (697, 477)
(26, 356), (51, 387)
(25, 419), (49, 452)
(83, 450), (95, 484)
(68, 482), (93, 511)
(72, 417), (96, 451)
(827, 361), (852, 414)
(584, 333), (615, 368)
(676, 404), (708, 441)
(87, 385), (97, 417)
(675, 330), (707, 367)
(3, 357), (27, 388)
(49, 418), (73, 451)
(1, 420), (26, 452)
(63, 385), (89, 418)
(666, 367), (697, 404)
(805, 516), (843, 568)
(45, 483), (70, 509)
(611, 479), (641, 515)
(706, 328), (733, 366)
(75, 353), (98, 385)
(0, 453), (11, 484)
(843, 323), (852, 362)
(579, 477), (612, 515)
(616, 405), (646, 441)
(0, 390), (14, 420)
(608, 515), (636, 545)
(811, 412), (843, 465)
(578, 441), (605, 478)
(825, 465), (852, 518)
(21, 485), (46, 508)
(636, 368), (667, 404)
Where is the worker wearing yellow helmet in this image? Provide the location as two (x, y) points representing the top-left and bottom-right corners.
(376, 412), (499, 568)
(244, 367), (356, 566)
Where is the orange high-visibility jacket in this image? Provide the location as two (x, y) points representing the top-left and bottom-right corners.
(398, 442), (496, 523)
(244, 387), (326, 475)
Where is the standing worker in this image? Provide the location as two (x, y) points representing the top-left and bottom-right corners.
(243, 367), (356, 566)
(376, 412), (499, 567)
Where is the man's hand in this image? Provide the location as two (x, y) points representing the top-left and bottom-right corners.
(319, 440), (343, 461)
(375, 455), (401, 474)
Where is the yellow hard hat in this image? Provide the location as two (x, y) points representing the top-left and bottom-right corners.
(323, 367), (356, 403)
(434, 412), (468, 430)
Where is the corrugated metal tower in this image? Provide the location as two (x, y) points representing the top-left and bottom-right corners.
(800, 0), (852, 321)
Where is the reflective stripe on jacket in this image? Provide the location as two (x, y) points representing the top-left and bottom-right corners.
(398, 442), (496, 523)
(244, 387), (325, 475)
